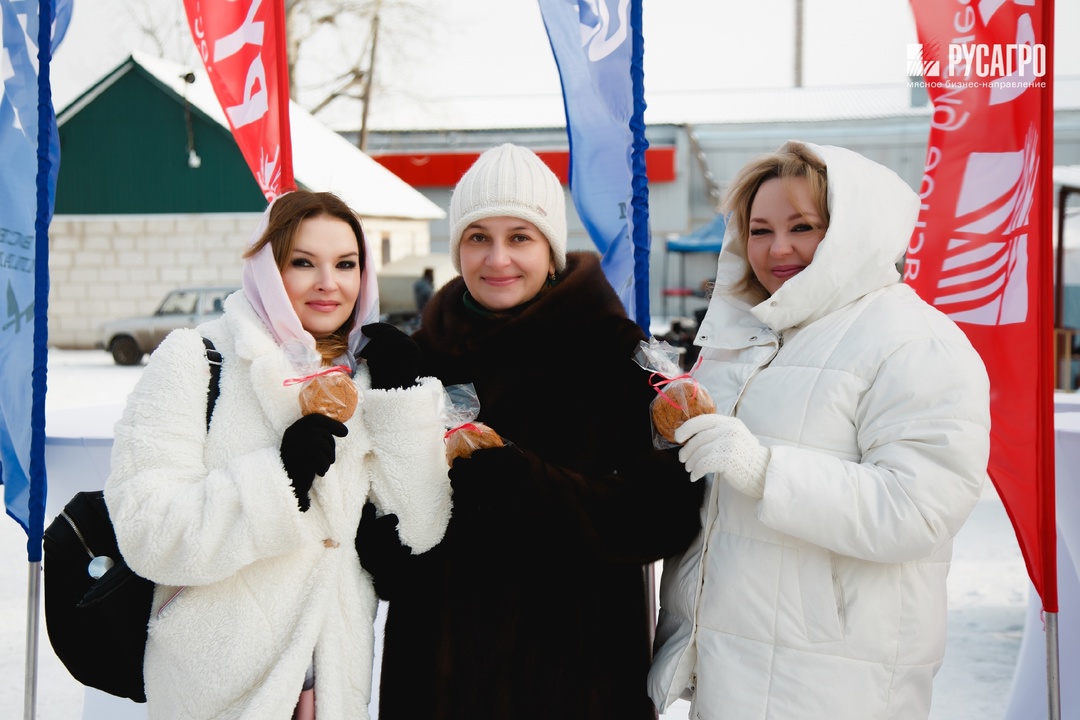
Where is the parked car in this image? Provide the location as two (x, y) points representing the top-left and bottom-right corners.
(99, 286), (239, 365)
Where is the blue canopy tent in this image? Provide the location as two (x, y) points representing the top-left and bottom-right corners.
(661, 213), (727, 317)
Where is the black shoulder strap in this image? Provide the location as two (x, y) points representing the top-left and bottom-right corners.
(202, 337), (222, 430)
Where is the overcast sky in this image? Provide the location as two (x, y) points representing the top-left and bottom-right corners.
(45, 0), (1080, 130)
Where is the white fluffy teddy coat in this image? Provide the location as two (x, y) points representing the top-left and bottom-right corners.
(105, 292), (450, 720)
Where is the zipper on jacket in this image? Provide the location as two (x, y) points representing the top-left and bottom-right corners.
(732, 330), (784, 414)
(764, 331), (785, 371)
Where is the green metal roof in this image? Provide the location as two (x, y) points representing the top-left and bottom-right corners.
(55, 58), (267, 214)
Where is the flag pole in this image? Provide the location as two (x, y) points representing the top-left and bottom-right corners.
(24, 565), (40, 720)
(25, 0), (59, 714)
(629, 0), (651, 333)
(1039, 2), (1061, 718)
(1045, 612), (1060, 720)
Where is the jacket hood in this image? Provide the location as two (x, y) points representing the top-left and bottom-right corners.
(708, 142), (920, 334)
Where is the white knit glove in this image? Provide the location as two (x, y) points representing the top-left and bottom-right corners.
(674, 414), (770, 497)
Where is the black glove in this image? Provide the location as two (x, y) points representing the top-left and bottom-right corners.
(279, 414), (348, 511)
(626, 447), (689, 484)
(355, 501), (412, 600)
(358, 322), (421, 390)
(449, 444), (532, 516)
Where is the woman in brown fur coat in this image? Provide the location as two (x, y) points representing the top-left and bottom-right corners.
(356, 144), (704, 720)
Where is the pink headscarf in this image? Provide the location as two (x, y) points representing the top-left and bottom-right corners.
(241, 192), (380, 372)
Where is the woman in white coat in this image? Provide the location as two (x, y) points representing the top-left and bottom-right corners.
(648, 142), (991, 720)
(105, 191), (450, 720)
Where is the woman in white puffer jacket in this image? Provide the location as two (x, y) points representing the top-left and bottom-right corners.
(648, 141), (991, 720)
(105, 191), (450, 719)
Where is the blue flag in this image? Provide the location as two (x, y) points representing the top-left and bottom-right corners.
(1, 0), (71, 559)
(538, 0), (651, 331)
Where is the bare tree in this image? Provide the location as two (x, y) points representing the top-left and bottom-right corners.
(358, 1), (380, 152)
(124, 0), (434, 147)
(118, 0), (199, 62)
(290, 0), (433, 148)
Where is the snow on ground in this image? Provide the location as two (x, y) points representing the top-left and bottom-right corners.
(1, 349), (1030, 719)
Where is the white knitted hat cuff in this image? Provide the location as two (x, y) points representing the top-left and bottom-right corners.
(447, 144), (568, 275)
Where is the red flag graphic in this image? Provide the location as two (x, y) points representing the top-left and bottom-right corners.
(182, 0), (295, 199)
(906, 1), (1057, 611)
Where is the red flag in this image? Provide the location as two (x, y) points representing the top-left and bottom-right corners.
(182, 0), (295, 199)
(906, 1), (1057, 611)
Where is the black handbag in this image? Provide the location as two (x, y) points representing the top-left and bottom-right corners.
(42, 338), (222, 702)
(43, 490), (154, 702)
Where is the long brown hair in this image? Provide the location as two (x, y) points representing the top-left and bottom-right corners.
(723, 141), (829, 303)
(243, 191), (366, 363)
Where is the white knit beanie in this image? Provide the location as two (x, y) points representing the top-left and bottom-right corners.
(448, 143), (567, 273)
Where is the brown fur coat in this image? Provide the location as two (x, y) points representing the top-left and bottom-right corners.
(367, 252), (704, 720)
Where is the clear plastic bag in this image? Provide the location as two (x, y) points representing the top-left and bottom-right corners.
(440, 383), (503, 464)
(634, 338), (716, 448)
(285, 364), (359, 422)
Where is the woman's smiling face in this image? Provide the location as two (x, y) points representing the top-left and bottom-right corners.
(458, 216), (554, 311)
(281, 215), (362, 338)
(746, 176), (827, 296)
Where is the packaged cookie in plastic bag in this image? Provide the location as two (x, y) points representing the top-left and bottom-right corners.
(440, 383), (503, 464)
(634, 338), (716, 447)
(285, 363), (359, 422)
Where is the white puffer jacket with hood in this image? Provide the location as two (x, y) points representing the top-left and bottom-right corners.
(648, 143), (991, 720)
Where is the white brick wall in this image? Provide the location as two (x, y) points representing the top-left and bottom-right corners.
(48, 213), (433, 349)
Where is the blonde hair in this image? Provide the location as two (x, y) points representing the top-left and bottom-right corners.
(243, 191), (366, 363)
(722, 141), (829, 303)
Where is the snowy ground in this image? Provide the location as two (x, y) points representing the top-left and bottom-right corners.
(1, 349), (1031, 719)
